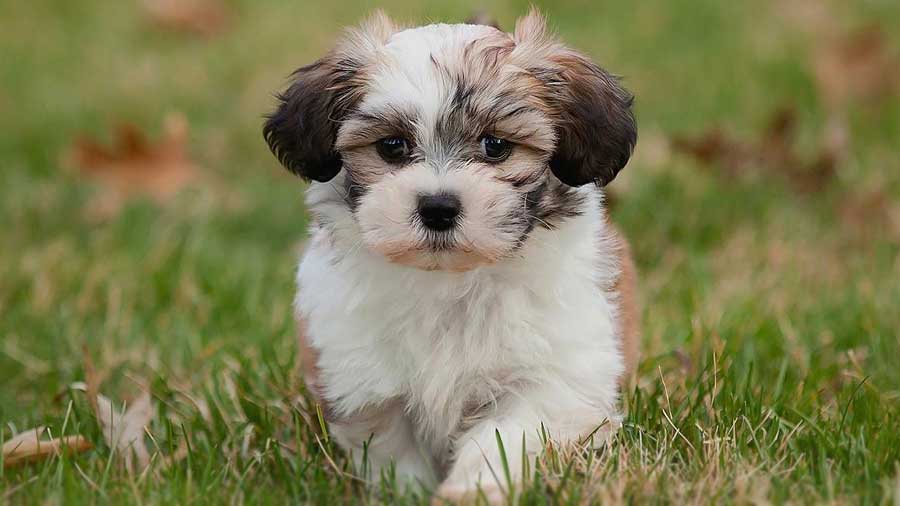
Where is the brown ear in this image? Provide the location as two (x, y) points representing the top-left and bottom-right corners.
(262, 11), (397, 182)
(263, 58), (358, 182)
(548, 53), (637, 187)
(513, 9), (637, 187)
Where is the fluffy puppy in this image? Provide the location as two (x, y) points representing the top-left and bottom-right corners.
(264, 10), (640, 501)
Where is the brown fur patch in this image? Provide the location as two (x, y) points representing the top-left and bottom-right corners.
(264, 11), (399, 182)
(607, 224), (641, 384)
(296, 316), (333, 419)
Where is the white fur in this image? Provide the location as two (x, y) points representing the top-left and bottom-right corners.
(294, 23), (626, 498)
(298, 185), (622, 489)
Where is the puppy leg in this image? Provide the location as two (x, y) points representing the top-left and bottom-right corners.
(330, 405), (438, 490)
(436, 382), (617, 503)
(298, 318), (436, 489)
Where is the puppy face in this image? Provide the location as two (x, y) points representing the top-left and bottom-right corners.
(265, 11), (636, 271)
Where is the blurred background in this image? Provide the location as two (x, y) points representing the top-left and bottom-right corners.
(1, 0), (899, 502)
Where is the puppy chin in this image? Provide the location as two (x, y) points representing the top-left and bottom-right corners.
(364, 239), (496, 272)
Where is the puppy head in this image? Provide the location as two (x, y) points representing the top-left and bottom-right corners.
(264, 10), (636, 271)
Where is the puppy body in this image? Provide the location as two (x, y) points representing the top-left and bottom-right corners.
(299, 186), (625, 486)
(267, 12), (639, 498)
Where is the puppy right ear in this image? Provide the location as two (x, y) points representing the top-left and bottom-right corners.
(263, 11), (397, 182)
(263, 58), (356, 182)
(512, 9), (636, 188)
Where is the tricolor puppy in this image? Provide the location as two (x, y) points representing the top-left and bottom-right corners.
(264, 10), (640, 500)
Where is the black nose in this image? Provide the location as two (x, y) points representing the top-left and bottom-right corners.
(417, 194), (462, 231)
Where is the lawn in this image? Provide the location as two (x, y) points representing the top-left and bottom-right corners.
(1, 0), (899, 504)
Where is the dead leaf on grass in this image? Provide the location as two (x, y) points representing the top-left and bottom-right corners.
(140, 0), (230, 38)
(96, 392), (154, 474)
(62, 113), (201, 218)
(839, 190), (900, 242)
(671, 106), (841, 193)
(2, 427), (92, 469)
(671, 126), (753, 180)
(760, 108), (839, 192)
(81, 349), (155, 473)
(813, 25), (900, 111)
(780, 1), (899, 108)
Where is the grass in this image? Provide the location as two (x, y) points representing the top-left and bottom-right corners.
(2, 0), (899, 503)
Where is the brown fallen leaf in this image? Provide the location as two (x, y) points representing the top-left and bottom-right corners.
(671, 126), (754, 179)
(140, 0), (230, 38)
(3, 427), (92, 468)
(759, 107), (838, 193)
(62, 113), (200, 218)
(813, 25), (900, 111)
(840, 190), (900, 242)
(671, 106), (839, 193)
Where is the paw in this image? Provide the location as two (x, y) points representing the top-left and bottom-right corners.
(432, 480), (506, 505)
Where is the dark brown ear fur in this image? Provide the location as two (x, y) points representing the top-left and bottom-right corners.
(513, 9), (636, 187)
(263, 57), (363, 182)
(263, 11), (396, 182)
(548, 53), (637, 187)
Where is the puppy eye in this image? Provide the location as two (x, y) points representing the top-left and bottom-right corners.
(479, 135), (512, 162)
(375, 137), (411, 163)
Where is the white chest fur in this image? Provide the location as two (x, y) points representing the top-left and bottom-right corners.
(295, 188), (624, 458)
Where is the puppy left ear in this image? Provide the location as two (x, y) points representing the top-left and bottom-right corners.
(548, 53), (637, 187)
(263, 10), (397, 182)
(263, 58), (356, 182)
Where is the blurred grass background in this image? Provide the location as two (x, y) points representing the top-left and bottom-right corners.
(1, 0), (899, 503)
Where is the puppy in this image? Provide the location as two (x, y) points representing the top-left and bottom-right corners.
(264, 9), (639, 501)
